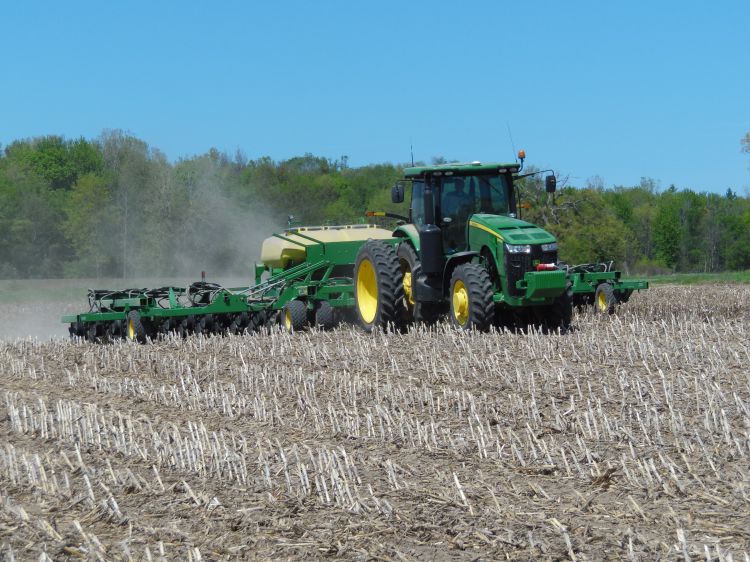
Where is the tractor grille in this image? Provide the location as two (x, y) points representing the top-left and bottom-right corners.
(505, 247), (558, 297)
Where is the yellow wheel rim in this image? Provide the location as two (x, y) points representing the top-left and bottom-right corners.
(284, 309), (292, 330)
(597, 290), (607, 312)
(403, 270), (414, 308)
(357, 258), (378, 324)
(127, 319), (135, 340)
(452, 280), (469, 326)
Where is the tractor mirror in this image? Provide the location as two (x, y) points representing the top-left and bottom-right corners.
(545, 175), (557, 193)
(391, 183), (405, 203)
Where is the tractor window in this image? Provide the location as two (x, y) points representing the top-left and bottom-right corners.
(473, 174), (511, 215)
(441, 178), (473, 218)
(410, 180), (425, 226)
(440, 178), (474, 252)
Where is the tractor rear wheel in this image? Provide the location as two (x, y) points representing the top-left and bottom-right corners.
(449, 263), (495, 331)
(594, 282), (617, 314)
(282, 300), (308, 333)
(354, 241), (405, 332)
(126, 310), (148, 343)
(397, 243), (441, 324)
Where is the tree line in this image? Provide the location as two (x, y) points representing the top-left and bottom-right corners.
(1, 131), (748, 279)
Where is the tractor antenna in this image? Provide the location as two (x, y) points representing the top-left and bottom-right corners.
(410, 140), (414, 166)
(506, 121), (518, 162)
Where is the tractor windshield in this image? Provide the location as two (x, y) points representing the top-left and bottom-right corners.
(440, 173), (512, 218)
(468, 174), (512, 215)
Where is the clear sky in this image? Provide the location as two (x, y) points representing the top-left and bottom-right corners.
(2, 1), (749, 193)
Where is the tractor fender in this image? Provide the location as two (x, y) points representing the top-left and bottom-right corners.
(443, 252), (479, 291)
(393, 224), (420, 251)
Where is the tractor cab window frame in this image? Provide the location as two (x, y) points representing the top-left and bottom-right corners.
(410, 179), (426, 227)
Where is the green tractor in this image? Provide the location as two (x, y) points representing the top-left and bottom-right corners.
(354, 154), (572, 332)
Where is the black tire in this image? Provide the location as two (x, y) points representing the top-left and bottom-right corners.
(108, 320), (124, 340)
(397, 242), (442, 324)
(126, 310), (148, 343)
(449, 263), (495, 331)
(594, 282), (617, 314)
(157, 318), (172, 339)
(86, 322), (100, 343)
(282, 300), (308, 333)
(229, 312), (248, 335)
(196, 314), (215, 336)
(315, 301), (336, 330)
(532, 283), (573, 333)
(247, 310), (267, 333)
(181, 316), (196, 337)
(551, 286), (574, 331)
(69, 323), (80, 340)
(354, 240), (405, 332)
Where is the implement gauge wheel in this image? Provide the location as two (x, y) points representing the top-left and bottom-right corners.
(449, 263), (495, 331)
(126, 310), (148, 343)
(315, 301), (335, 330)
(594, 282), (618, 315)
(354, 240), (404, 332)
(282, 300), (308, 333)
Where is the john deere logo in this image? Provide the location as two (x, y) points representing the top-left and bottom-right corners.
(532, 259), (540, 266)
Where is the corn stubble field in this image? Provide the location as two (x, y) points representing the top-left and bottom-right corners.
(1, 285), (749, 561)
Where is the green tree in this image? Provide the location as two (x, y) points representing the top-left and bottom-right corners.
(0, 162), (70, 277)
(4, 136), (103, 190)
(62, 173), (113, 277)
(652, 192), (681, 269)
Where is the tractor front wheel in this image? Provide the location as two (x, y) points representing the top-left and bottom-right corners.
(354, 241), (404, 332)
(594, 283), (617, 314)
(449, 263), (495, 331)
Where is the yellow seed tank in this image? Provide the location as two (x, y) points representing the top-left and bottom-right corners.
(260, 224), (394, 268)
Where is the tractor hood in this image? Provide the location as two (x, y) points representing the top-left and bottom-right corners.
(470, 214), (557, 245)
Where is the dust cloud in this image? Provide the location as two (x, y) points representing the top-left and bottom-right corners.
(166, 159), (280, 279)
(0, 276), (267, 341)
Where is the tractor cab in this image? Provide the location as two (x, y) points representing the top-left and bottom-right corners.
(401, 162), (520, 254)
(392, 161), (537, 275)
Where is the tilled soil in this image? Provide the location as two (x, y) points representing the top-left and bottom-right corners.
(1, 285), (749, 560)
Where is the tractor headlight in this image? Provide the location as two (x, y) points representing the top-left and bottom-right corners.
(505, 244), (532, 254)
(541, 242), (558, 252)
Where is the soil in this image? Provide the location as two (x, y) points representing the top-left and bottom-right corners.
(1, 285), (749, 560)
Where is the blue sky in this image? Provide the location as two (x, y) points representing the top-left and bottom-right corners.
(2, 1), (748, 193)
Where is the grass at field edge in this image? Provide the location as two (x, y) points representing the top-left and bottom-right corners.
(645, 270), (750, 285)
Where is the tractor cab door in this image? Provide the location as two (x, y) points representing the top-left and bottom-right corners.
(439, 176), (476, 253)
(409, 179), (427, 227)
